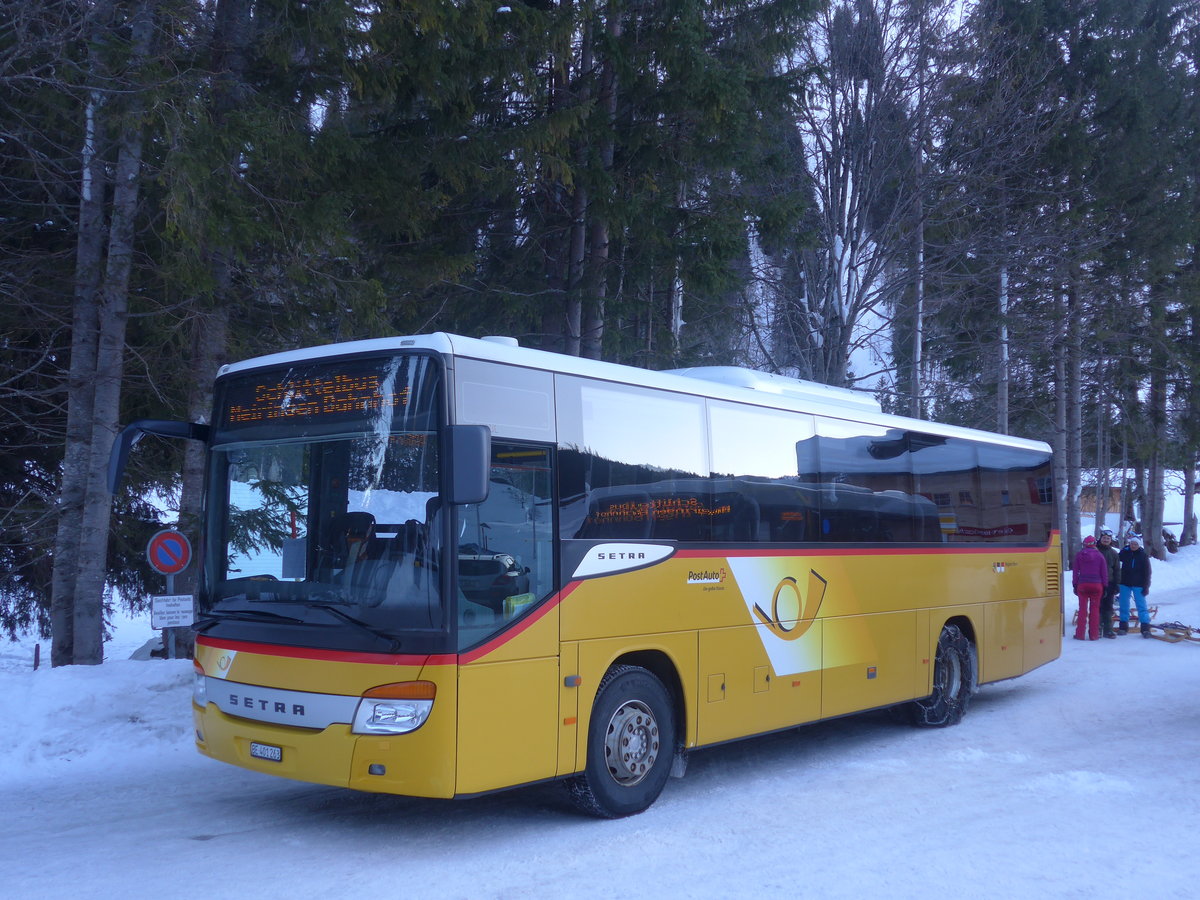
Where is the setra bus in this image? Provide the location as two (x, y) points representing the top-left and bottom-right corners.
(110, 332), (1061, 817)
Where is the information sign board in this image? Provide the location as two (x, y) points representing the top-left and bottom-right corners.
(151, 594), (193, 629)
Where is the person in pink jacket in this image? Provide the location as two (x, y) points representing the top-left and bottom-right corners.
(1072, 535), (1109, 641)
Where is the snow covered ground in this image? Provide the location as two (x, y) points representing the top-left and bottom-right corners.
(2, 547), (1199, 899)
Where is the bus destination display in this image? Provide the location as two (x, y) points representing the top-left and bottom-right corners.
(226, 372), (409, 426)
(216, 355), (440, 437)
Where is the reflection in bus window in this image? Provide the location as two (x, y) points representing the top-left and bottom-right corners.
(456, 443), (553, 650)
(214, 434), (442, 629)
(710, 403), (816, 479)
(558, 393), (1051, 547)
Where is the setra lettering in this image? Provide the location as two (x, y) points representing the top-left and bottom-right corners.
(596, 551), (647, 561)
(229, 694), (306, 718)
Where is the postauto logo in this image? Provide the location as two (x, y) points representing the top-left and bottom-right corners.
(687, 567), (727, 585)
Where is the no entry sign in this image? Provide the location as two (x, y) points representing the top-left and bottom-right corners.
(146, 529), (192, 576)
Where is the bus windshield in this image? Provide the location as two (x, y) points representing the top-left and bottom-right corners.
(201, 354), (451, 653)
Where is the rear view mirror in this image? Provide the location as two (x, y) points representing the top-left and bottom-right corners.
(445, 424), (491, 505)
(108, 419), (211, 493)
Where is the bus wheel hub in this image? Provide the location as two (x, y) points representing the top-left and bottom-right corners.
(604, 700), (659, 786)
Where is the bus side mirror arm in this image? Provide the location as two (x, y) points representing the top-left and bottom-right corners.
(445, 424), (490, 506)
(107, 419), (211, 493)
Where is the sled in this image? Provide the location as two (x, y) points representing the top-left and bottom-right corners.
(1147, 621), (1200, 643)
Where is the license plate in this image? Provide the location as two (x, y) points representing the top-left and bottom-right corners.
(250, 741), (282, 762)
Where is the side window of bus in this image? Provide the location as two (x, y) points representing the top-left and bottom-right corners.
(968, 446), (1054, 544)
(457, 443), (553, 641)
(557, 377), (709, 543)
(708, 402), (818, 544)
(814, 419), (937, 543)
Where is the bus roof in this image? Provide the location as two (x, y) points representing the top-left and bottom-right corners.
(217, 332), (1050, 454)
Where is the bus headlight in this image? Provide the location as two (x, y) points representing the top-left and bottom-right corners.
(352, 681), (436, 735)
(192, 662), (207, 708)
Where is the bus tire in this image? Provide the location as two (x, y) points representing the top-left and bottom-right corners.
(908, 624), (975, 727)
(565, 665), (675, 818)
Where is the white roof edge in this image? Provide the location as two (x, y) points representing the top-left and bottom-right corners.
(216, 332), (1050, 453)
(217, 334), (457, 376)
(666, 366), (881, 412)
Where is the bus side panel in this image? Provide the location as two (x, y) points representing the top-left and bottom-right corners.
(467, 601), (560, 663)
(1023, 594), (1062, 672)
(912, 608), (931, 697)
(821, 611), (918, 718)
(696, 624), (822, 746)
(453, 602), (563, 791)
(981, 600), (1025, 682)
(560, 560), (747, 642)
(557, 642), (580, 776)
(456, 657), (559, 793)
(916, 606), (979, 696)
(575, 633), (698, 772)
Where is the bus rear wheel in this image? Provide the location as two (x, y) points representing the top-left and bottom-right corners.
(907, 624), (975, 727)
(566, 665), (676, 818)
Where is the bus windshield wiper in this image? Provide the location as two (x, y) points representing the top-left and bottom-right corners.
(309, 604), (402, 651)
(194, 608), (306, 631)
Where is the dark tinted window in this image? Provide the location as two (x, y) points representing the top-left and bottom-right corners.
(557, 377), (711, 542)
(556, 380), (1050, 546)
(814, 420), (941, 542)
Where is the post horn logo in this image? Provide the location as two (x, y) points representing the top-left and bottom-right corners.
(753, 569), (828, 641)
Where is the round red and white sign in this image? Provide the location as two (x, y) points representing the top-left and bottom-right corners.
(146, 530), (192, 576)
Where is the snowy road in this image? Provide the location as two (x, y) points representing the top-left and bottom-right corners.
(4, 578), (1199, 899)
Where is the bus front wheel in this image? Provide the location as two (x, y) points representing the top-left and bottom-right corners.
(566, 665), (676, 818)
(908, 624), (975, 727)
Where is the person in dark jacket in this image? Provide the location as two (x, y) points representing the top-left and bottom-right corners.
(1095, 529), (1120, 638)
(1117, 533), (1153, 637)
(1072, 535), (1108, 641)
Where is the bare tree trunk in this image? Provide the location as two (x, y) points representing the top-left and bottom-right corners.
(1183, 459), (1197, 547)
(1181, 305), (1199, 546)
(1183, 304), (1198, 547)
(1064, 280), (1082, 556)
(71, 0), (157, 665)
(171, 305), (229, 656)
(993, 159), (1012, 422)
(1144, 285), (1169, 559)
(909, 0), (929, 419)
(535, 2), (583, 356)
(51, 63), (110, 665)
(1052, 288), (1069, 555)
(1094, 388), (1111, 533)
(581, 7), (620, 361)
(996, 264), (1010, 434)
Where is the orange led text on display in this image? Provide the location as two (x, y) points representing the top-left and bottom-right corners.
(586, 496), (733, 527)
(226, 374), (409, 425)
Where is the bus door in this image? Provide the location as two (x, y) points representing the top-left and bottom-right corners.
(453, 443), (562, 794)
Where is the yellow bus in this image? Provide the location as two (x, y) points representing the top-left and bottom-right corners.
(113, 333), (1061, 817)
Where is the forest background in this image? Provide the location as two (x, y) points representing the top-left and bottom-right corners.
(2, 0), (1198, 665)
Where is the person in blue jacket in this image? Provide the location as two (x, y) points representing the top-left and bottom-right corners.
(1117, 533), (1152, 637)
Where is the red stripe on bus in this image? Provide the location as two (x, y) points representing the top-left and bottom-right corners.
(676, 543), (1054, 559)
(196, 582), (583, 667)
(195, 635), (443, 667)
(457, 583), (580, 664)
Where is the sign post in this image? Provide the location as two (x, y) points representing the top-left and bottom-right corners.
(146, 529), (193, 659)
